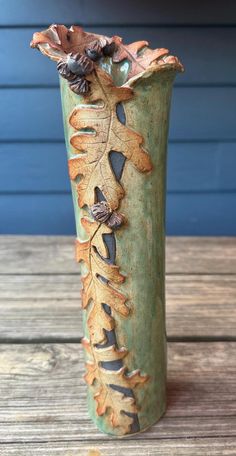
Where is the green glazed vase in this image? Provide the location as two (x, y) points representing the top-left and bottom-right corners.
(31, 24), (183, 437)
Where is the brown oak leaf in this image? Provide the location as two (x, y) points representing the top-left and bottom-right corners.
(83, 340), (128, 363)
(95, 386), (136, 433)
(112, 37), (169, 80)
(95, 366), (148, 433)
(68, 67), (152, 210)
(31, 24), (108, 61)
(84, 360), (98, 386)
(83, 343), (129, 386)
(76, 218), (129, 344)
(83, 353), (148, 433)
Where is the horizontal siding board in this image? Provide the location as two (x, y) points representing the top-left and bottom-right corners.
(166, 192), (236, 235)
(170, 87), (236, 141)
(0, 143), (70, 192)
(1, 28), (57, 86)
(0, 142), (236, 193)
(0, 194), (75, 235)
(167, 142), (236, 192)
(0, 0), (236, 25)
(1, 27), (236, 85)
(0, 88), (62, 141)
(0, 193), (236, 235)
(1, 87), (236, 141)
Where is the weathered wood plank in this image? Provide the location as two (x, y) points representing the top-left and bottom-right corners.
(167, 236), (236, 273)
(0, 416), (234, 441)
(0, 236), (235, 274)
(0, 439), (236, 456)
(0, 275), (235, 341)
(1, 274), (235, 302)
(0, 299), (81, 342)
(167, 275), (236, 339)
(0, 236), (77, 274)
(0, 342), (235, 445)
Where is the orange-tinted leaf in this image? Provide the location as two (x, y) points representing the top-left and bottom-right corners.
(31, 24), (108, 61)
(84, 361), (98, 385)
(113, 37), (169, 79)
(76, 219), (128, 344)
(94, 383), (138, 434)
(68, 68), (152, 210)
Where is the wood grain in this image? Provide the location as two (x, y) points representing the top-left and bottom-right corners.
(0, 439), (236, 456)
(0, 275), (235, 341)
(0, 236), (235, 452)
(167, 275), (236, 339)
(0, 342), (235, 444)
(166, 237), (236, 274)
(1, 236), (235, 274)
(0, 236), (77, 274)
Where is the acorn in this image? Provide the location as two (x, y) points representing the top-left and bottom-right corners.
(86, 40), (103, 61)
(69, 77), (90, 95)
(90, 201), (124, 229)
(57, 59), (76, 81)
(102, 40), (117, 57)
(90, 201), (112, 223)
(67, 53), (94, 76)
(106, 211), (124, 230)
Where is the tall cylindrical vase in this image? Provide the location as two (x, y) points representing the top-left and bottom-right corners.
(31, 25), (183, 437)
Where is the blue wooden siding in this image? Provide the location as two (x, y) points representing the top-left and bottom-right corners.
(0, 0), (236, 235)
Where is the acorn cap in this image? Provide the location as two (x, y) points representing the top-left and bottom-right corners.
(86, 41), (103, 61)
(69, 77), (90, 95)
(67, 53), (94, 76)
(106, 211), (124, 229)
(90, 201), (112, 223)
(57, 59), (77, 81)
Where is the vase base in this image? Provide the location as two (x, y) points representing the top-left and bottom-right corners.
(90, 403), (166, 439)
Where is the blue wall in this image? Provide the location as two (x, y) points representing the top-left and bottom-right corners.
(0, 0), (236, 235)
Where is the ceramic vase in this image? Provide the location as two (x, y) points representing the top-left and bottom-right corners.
(31, 25), (183, 437)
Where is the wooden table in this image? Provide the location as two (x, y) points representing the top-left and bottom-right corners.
(0, 236), (235, 455)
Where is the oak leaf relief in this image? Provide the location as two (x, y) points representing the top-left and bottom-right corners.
(31, 25), (106, 61)
(68, 68), (152, 211)
(112, 38), (170, 80)
(76, 218), (129, 344)
(83, 338), (149, 434)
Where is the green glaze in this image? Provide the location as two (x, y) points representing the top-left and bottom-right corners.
(60, 78), (90, 343)
(59, 77), (89, 245)
(115, 70), (176, 432)
(59, 66), (177, 436)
